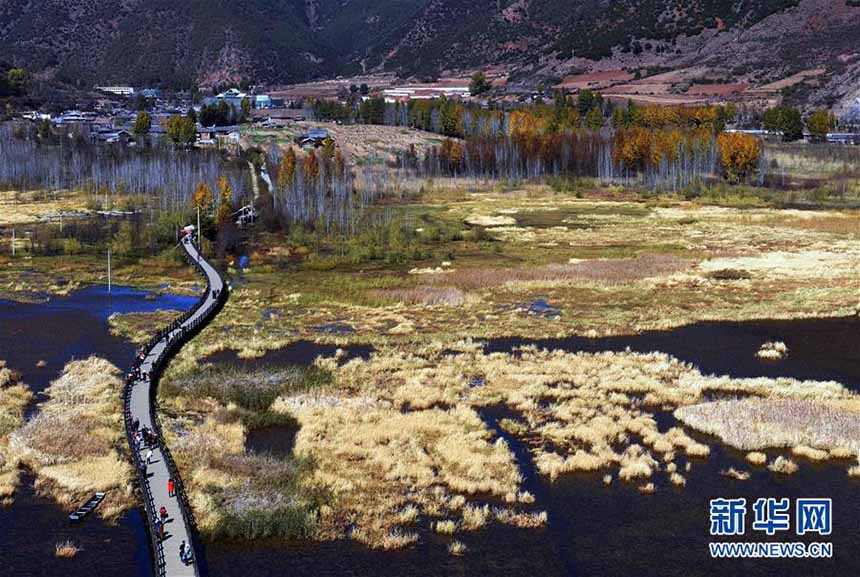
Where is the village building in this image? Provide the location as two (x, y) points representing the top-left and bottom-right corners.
(95, 85), (135, 96)
(382, 85), (470, 103)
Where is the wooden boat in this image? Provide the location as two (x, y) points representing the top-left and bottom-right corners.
(68, 492), (106, 522)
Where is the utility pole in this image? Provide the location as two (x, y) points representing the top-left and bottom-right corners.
(107, 248), (112, 295)
(197, 205), (200, 241)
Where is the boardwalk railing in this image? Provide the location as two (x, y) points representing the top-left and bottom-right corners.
(123, 238), (228, 577)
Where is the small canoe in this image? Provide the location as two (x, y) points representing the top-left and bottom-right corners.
(69, 492), (106, 523)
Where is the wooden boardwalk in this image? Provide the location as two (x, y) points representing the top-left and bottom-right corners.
(124, 235), (226, 577)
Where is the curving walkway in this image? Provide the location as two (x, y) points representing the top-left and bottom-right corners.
(124, 235), (226, 577)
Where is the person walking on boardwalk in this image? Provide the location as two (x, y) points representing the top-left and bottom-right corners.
(167, 477), (175, 497)
(154, 517), (163, 541)
(159, 505), (168, 523)
(132, 417), (139, 432)
(144, 448), (153, 464)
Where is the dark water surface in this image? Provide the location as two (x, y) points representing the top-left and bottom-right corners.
(0, 285), (195, 577)
(4, 290), (860, 576)
(204, 340), (374, 368)
(486, 316), (860, 390)
(0, 285), (197, 396)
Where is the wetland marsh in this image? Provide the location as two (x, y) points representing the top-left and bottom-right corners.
(4, 177), (860, 575)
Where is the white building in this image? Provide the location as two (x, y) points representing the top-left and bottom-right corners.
(382, 85), (471, 103)
(95, 86), (135, 96)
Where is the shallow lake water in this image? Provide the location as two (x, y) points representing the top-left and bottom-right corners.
(0, 285), (197, 397)
(4, 296), (860, 576)
(0, 285), (196, 577)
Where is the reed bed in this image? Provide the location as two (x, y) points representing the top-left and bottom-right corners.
(675, 398), (860, 453)
(0, 361), (31, 505)
(160, 336), (345, 542)
(325, 341), (860, 493)
(8, 357), (133, 518)
(376, 286), (466, 307)
(285, 403), (525, 548)
(768, 456), (799, 475)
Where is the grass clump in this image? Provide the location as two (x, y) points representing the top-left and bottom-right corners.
(9, 357), (133, 518)
(746, 451), (768, 465)
(792, 445), (829, 461)
(721, 468), (751, 481)
(0, 361), (31, 505)
(498, 418), (529, 436)
(756, 341), (789, 360)
(768, 456), (799, 475)
(494, 508), (548, 528)
(55, 540), (81, 558)
(448, 540), (467, 556)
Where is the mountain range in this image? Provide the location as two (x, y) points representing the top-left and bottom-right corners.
(3, 0), (860, 109)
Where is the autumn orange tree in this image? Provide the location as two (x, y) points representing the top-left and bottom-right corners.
(439, 138), (465, 173)
(193, 181), (213, 211)
(216, 176), (234, 224)
(278, 147), (297, 190)
(717, 132), (761, 182)
(612, 127), (652, 171)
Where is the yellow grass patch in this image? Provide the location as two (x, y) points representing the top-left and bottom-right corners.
(0, 361), (31, 505)
(9, 357), (133, 518)
(55, 540), (81, 558)
(676, 398), (860, 453)
(746, 451), (767, 465)
(286, 403), (521, 547)
(448, 540), (467, 556)
(768, 456), (799, 475)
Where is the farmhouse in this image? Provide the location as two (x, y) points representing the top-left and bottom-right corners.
(294, 128), (330, 148)
(196, 124), (242, 145)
